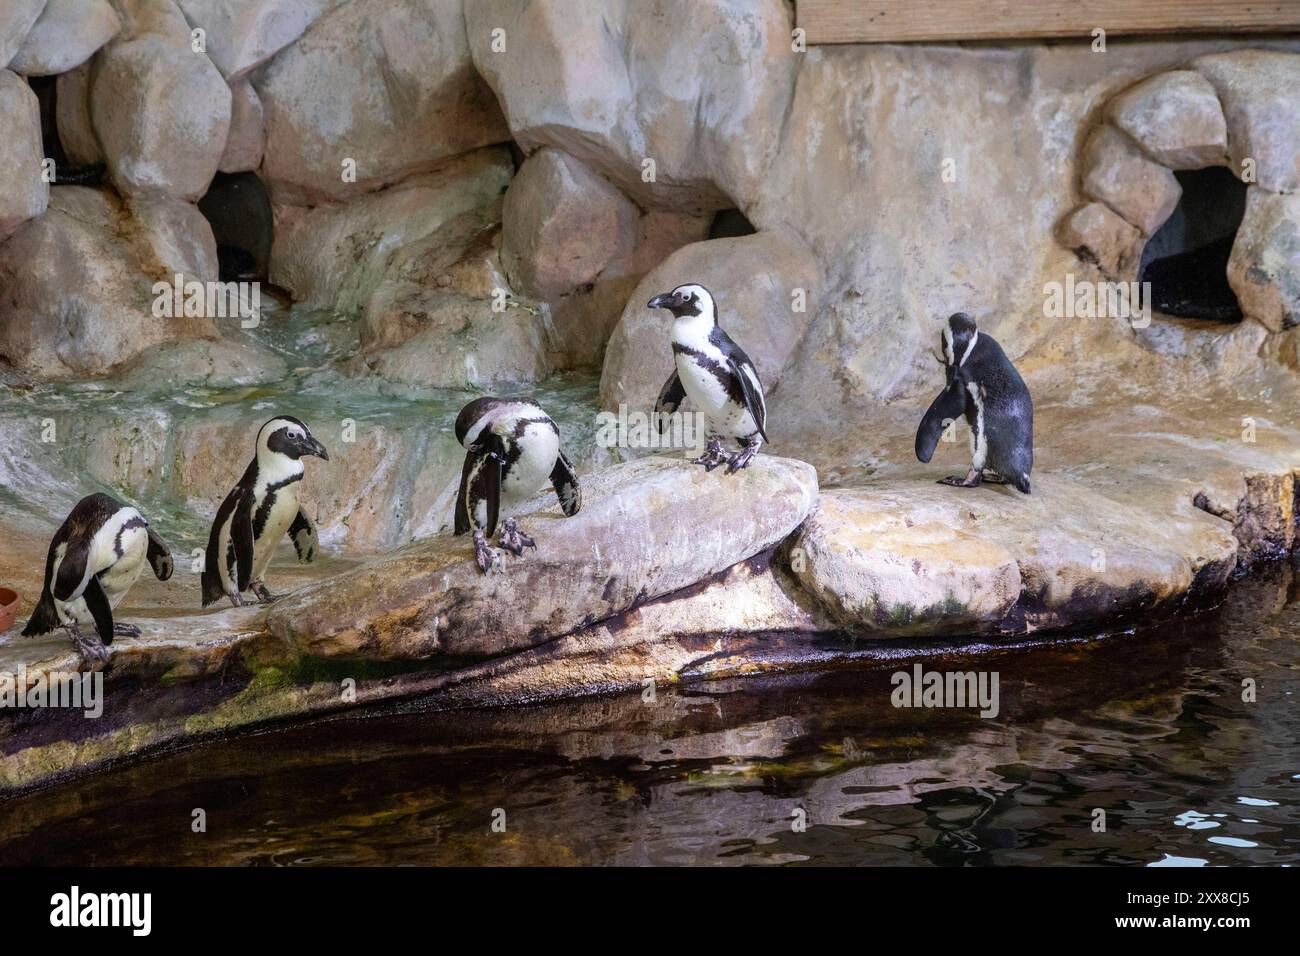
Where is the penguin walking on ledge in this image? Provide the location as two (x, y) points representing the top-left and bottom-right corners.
(916, 312), (1033, 493)
(646, 283), (767, 473)
(453, 397), (582, 573)
(22, 493), (174, 664)
(201, 416), (328, 607)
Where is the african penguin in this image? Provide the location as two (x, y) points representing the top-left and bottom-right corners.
(453, 397), (581, 573)
(646, 283), (767, 473)
(21, 493), (174, 665)
(201, 416), (328, 607)
(915, 312), (1033, 493)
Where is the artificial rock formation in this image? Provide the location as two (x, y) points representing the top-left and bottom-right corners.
(0, 188), (217, 378)
(91, 33), (232, 200)
(466, 0), (798, 213)
(254, 0), (508, 204)
(6, 0), (120, 76)
(0, 69), (47, 242)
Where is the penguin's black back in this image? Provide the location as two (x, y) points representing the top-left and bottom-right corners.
(964, 334), (1033, 493)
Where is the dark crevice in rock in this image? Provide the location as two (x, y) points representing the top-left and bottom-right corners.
(1139, 166), (1246, 322)
(197, 171), (274, 283)
(708, 207), (757, 239)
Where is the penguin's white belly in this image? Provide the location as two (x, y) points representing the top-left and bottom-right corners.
(253, 485), (300, 579)
(56, 520), (148, 625)
(675, 352), (758, 438)
(502, 423), (558, 507)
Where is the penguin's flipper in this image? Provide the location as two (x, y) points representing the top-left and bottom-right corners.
(728, 358), (767, 441)
(550, 449), (582, 517)
(915, 377), (968, 464)
(288, 507), (319, 563)
(146, 525), (173, 581)
(455, 440), (503, 538)
(82, 576), (115, 646)
(654, 371), (686, 433)
(52, 539), (91, 604)
(231, 488), (255, 593)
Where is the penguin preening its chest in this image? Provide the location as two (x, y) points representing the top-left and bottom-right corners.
(21, 493), (173, 664)
(646, 283), (767, 473)
(916, 312), (1033, 493)
(201, 416), (329, 607)
(453, 397), (581, 573)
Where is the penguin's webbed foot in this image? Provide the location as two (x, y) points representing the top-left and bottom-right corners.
(227, 590), (246, 609)
(498, 518), (536, 557)
(725, 437), (763, 474)
(473, 529), (503, 574)
(980, 470), (1009, 484)
(112, 622), (141, 638)
(938, 468), (983, 488)
(67, 623), (110, 668)
(250, 580), (278, 604)
(691, 436), (727, 471)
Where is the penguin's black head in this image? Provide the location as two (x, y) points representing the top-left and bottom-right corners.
(941, 312), (979, 369)
(647, 283), (712, 319)
(262, 416), (329, 461)
(455, 397), (504, 447)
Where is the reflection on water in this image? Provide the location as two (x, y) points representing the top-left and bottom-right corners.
(1, 563), (1298, 866)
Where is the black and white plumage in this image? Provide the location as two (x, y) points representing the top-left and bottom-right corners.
(453, 397), (581, 573)
(646, 283), (767, 473)
(201, 416), (328, 607)
(21, 493), (173, 664)
(916, 312), (1033, 494)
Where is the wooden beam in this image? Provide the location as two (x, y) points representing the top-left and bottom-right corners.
(798, 0), (1300, 44)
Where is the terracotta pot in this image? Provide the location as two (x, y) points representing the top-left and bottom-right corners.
(0, 587), (19, 632)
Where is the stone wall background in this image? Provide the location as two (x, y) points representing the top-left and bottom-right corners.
(0, 0), (1298, 525)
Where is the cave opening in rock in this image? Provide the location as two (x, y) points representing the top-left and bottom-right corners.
(708, 207), (756, 239)
(1138, 166), (1247, 322)
(198, 171), (274, 284)
(27, 75), (65, 171)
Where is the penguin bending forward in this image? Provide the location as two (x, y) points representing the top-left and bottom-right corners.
(201, 416), (329, 607)
(453, 397), (581, 573)
(22, 493), (173, 664)
(646, 283), (767, 473)
(915, 312), (1033, 493)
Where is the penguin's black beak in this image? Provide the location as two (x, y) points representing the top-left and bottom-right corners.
(303, 435), (329, 461)
(647, 292), (673, 310)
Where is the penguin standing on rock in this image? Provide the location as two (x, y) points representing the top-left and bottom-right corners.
(201, 416), (328, 607)
(646, 283), (767, 473)
(21, 493), (173, 664)
(916, 312), (1033, 493)
(453, 397), (581, 573)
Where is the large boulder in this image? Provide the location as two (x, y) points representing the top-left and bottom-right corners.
(176, 0), (339, 79)
(1105, 69), (1229, 170)
(270, 146), (513, 312)
(0, 69), (47, 243)
(1193, 50), (1300, 194)
(501, 148), (638, 300)
(600, 229), (820, 414)
(787, 475), (1238, 637)
(254, 0), (508, 204)
(91, 33), (232, 200)
(7, 0), (120, 76)
(1228, 189), (1300, 333)
(0, 0), (45, 68)
(0, 187), (218, 378)
(466, 0), (797, 213)
(265, 454), (819, 659)
(1080, 125), (1182, 236)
